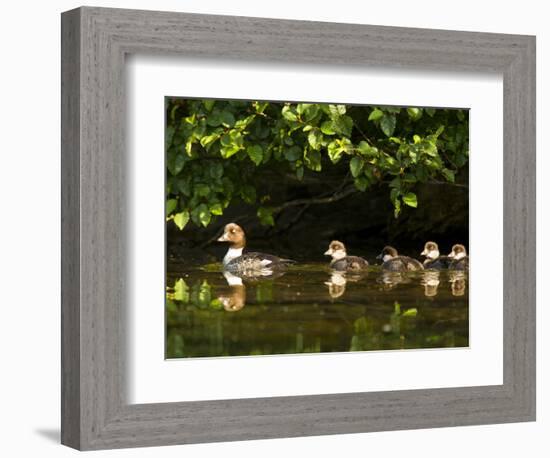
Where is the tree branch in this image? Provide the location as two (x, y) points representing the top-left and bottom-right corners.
(270, 185), (359, 214)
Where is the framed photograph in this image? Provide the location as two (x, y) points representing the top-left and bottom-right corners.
(61, 6), (536, 450)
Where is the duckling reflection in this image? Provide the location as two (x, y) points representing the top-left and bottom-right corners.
(324, 271), (367, 299)
(377, 271), (410, 290)
(421, 270), (441, 297)
(449, 270), (467, 296)
(325, 271), (347, 298)
(218, 271), (247, 312)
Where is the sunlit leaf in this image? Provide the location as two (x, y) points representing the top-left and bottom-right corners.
(173, 211), (190, 230)
(368, 108), (384, 121)
(402, 192), (418, 208)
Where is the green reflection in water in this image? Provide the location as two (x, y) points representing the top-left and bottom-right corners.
(166, 264), (468, 359)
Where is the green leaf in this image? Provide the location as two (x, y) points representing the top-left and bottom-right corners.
(197, 204), (211, 227)
(247, 145), (263, 165)
(209, 162), (224, 179)
(402, 308), (418, 317)
(240, 185), (256, 204)
(200, 133), (221, 148)
(203, 100), (215, 111)
(173, 211), (190, 230)
(441, 168), (455, 183)
(368, 108), (384, 121)
(257, 207), (275, 226)
(354, 176), (369, 192)
(166, 199), (177, 216)
(210, 203), (223, 215)
(332, 115), (353, 137)
(327, 141), (344, 163)
(307, 129), (323, 150)
(302, 104), (320, 122)
(194, 183), (210, 197)
(393, 199), (402, 218)
(206, 111), (222, 127)
(320, 121), (336, 135)
(349, 156), (364, 178)
(357, 141), (378, 157)
(282, 106), (298, 122)
(165, 126), (175, 149)
(219, 132), (243, 158)
(284, 146), (302, 162)
(380, 114), (396, 137)
(220, 111), (235, 127)
(296, 166), (304, 180)
(406, 107), (422, 121)
(304, 149), (322, 171)
(402, 192), (418, 208)
(425, 108), (436, 117)
(328, 104), (346, 117)
(389, 177), (401, 189)
(167, 154), (186, 176)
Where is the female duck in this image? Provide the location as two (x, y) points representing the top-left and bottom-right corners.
(377, 246), (423, 272)
(448, 244), (469, 270)
(324, 240), (369, 272)
(421, 241), (452, 270)
(217, 223), (294, 274)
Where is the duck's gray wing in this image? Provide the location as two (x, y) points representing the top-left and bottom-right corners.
(226, 252), (294, 272)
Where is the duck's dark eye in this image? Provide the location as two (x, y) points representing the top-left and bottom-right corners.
(230, 229), (235, 233)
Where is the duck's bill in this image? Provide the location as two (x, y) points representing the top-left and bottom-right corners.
(217, 233), (229, 242)
(376, 253), (383, 260)
(447, 252), (455, 258)
(420, 249), (428, 256)
(323, 249), (333, 256)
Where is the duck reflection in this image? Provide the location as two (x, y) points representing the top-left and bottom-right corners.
(421, 270), (441, 297)
(218, 271), (247, 312)
(449, 270), (467, 296)
(324, 271), (368, 299)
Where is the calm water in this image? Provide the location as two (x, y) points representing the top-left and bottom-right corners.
(165, 263), (469, 359)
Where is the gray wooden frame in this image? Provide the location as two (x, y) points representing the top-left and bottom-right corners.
(61, 6), (536, 451)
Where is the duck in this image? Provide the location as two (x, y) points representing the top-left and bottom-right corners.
(376, 246), (424, 271)
(420, 241), (452, 270)
(324, 240), (369, 272)
(217, 223), (295, 274)
(448, 244), (469, 270)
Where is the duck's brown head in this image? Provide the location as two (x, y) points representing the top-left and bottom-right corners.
(421, 241), (440, 260)
(448, 244), (467, 260)
(217, 223), (246, 249)
(377, 246), (398, 262)
(324, 240), (347, 260)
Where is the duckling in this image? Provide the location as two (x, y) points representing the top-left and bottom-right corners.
(420, 241), (452, 270)
(324, 240), (369, 272)
(217, 223), (295, 274)
(448, 244), (469, 270)
(376, 246), (424, 272)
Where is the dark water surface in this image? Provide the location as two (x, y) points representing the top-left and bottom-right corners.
(166, 263), (468, 359)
